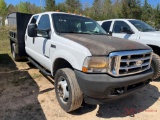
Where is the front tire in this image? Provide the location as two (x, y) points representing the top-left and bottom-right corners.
(151, 53), (160, 80)
(55, 68), (83, 112)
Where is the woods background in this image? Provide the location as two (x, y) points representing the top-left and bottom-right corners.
(0, 0), (160, 28)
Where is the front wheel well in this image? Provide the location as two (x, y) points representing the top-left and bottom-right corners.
(53, 58), (73, 76)
(147, 45), (160, 56)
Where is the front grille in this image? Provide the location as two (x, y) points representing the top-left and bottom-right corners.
(108, 50), (152, 76)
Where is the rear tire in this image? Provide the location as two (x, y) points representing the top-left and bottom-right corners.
(12, 43), (21, 61)
(151, 53), (160, 80)
(55, 68), (83, 112)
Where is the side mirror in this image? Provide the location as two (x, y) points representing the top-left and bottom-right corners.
(121, 27), (133, 34)
(38, 29), (51, 39)
(28, 23), (37, 37)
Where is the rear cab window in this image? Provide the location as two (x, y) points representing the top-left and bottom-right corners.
(30, 15), (39, 24)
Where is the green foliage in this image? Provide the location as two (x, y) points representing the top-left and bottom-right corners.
(0, 0), (7, 25)
(16, 2), (30, 13)
(65, 0), (82, 13)
(0, 0), (160, 28)
(142, 0), (153, 21)
(154, 4), (160, 28)
(0, 0), (7, 16)
(44, 0), (56, 11)
(121, 0), (141, 19)
(16, 2), (41, 14)
(7, 4), (16, 14)
(56, 3), (67, 12)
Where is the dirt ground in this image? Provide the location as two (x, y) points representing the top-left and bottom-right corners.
(0, 54), (159, 120)
(0, 31), (160, 120)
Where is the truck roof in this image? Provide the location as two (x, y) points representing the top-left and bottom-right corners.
(98, 19), (136, 22)
(33, 11), (87, 18)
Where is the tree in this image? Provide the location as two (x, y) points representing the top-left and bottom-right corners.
(7, 4), (16, 14)
(65, 0), (82, 13)
(16, 2), (30, 13)
(142, 0), (153, 22)
(45, 0), (56, 11)
(130, 0), (142, 19)
(121, 0), (141, 19)
(121, 0), (129, 18)
(16, 2), (41, 14)
(154, 4), (160, 28)
(83, 2), (92, 17)
(112, 0), (123, 18)
(91, 0), (103, 20)
(101, 0), (112, 20)
(56, 3), (67, 12)
(0, 0), (7, 25)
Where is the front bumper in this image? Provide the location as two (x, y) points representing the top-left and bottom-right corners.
(74, 68), (153, 104)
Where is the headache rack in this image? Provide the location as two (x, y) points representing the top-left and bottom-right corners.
(108, 50), (152, 77)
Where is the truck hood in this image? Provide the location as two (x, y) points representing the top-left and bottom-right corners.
(61, 34), (151, 55)
(140, 31), (160, 37)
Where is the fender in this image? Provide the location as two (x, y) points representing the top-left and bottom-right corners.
(50, 49), (90, 75)
(138, 35), (160, 48)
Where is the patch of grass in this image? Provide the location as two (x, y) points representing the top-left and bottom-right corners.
(0, 30), (11, 56)
(7, 73), (31, 86)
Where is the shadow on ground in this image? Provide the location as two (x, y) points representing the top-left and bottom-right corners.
(0, 54), (47, 120)
(71, 81), (159, 118)
(96, 84), (159, 118)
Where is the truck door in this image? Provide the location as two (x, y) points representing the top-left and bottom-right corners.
(25, 15), (39, 56)
(111, 21), (137, 40)
(34, 14), (51, 58)
(26, 14), (52, 68)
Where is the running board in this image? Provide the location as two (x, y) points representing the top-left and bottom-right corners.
(28, 57), (52, 76)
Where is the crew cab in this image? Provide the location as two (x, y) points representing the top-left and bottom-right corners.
(9, 12), (154, 112)
(98, 19), (160, 79)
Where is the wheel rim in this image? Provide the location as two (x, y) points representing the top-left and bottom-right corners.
(57, 76), (69, 104)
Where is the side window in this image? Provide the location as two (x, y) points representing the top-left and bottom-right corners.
(101, 21), (112, 33)
(113, 21), (131, 33)
(37, 14), (51, 30)
(30, 15), (39, 24)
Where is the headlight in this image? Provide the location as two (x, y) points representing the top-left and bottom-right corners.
(82, 56), (109, 73)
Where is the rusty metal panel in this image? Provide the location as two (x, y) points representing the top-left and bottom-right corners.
(62, 34), (151, 55)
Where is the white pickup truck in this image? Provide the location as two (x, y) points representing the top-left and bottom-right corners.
(98, 19), (160, 79)
(9, 12), (154, 112)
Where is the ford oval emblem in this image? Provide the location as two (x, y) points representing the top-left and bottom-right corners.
(136, 60), (143, 66)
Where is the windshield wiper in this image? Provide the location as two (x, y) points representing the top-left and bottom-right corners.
(84, 31), (106, 35)
(60, 31), (106, 35)
(61, 31), (81, 34)
(143, 28), (155, 32)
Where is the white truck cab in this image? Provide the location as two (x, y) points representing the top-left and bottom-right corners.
(98, 19), (160, 53)
(9, 12), (155, 112)
(98, 19), (160, 80)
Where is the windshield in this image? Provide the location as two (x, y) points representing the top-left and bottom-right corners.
(52, 14), (106, 35)
(129, 20), (155, 32)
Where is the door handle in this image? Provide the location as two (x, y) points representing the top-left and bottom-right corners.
(51, 44), (56, 48)
(25, 35), (27, 41)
